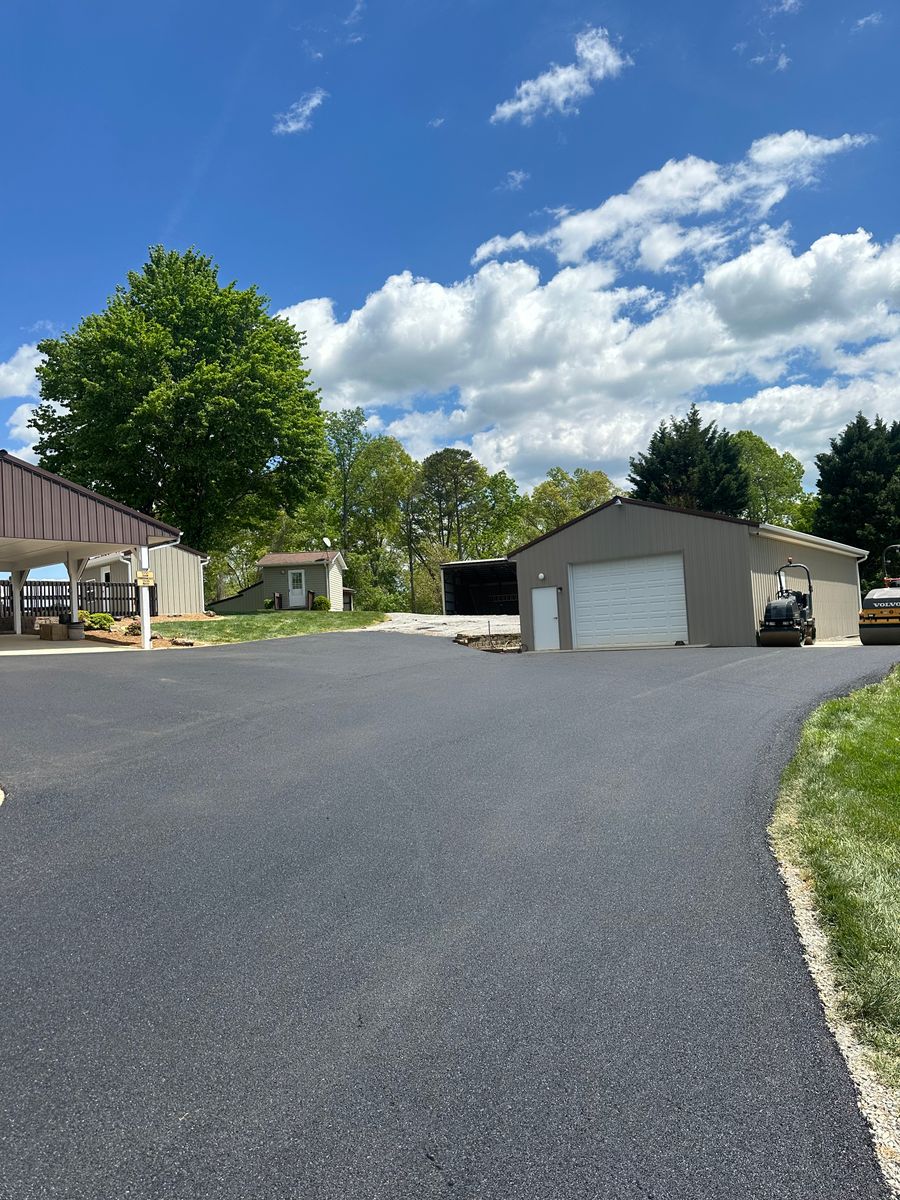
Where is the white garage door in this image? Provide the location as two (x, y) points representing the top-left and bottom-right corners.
(571, 554), (688, 648)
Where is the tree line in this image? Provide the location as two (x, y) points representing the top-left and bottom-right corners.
(26, 247), (900, 608)
(204, 406), (617, 611)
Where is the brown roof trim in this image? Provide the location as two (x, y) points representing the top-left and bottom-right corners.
(508, 496), (760, 557)
(440, 557), (514, 568)
(256, 551), (341, 567)
(0, 449), (182, 538)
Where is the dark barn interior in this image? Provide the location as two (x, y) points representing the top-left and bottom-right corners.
(441, 559), (519, 616)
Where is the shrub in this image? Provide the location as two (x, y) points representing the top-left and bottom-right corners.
(78, 610), (115, 631)
(312, 594), (331, 612)
(125, 621), (142, 636)
(263, 597), (275, 610)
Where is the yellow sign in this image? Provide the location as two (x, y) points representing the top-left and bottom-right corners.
(135, 570), (155, 587)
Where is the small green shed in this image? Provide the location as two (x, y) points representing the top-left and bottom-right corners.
(210, 551), (347, 614)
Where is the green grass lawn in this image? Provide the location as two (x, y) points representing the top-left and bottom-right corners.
(771, 667), (900, 1090)
(154, 610), (386, 645)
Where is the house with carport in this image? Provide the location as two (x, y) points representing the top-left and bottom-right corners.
(0, 449), (187, 650)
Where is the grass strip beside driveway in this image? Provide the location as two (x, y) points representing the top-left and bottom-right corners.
(771, 667), (900, 1091)
(154, 610), (386, 644)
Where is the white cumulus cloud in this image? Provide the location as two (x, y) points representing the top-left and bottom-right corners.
(490, 27), (632, 125)
(273, 88), (329, 135)
(853, 11), (883, 30)
(277, 130), (895, 486)
(0, 343), (42, 401)
(472, 130), (871, 267)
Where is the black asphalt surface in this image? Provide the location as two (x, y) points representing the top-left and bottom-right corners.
(1, 634), (897, 1200)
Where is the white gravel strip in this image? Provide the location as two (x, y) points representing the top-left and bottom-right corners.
(365, 612), (520, 638)
(773, 850), (900, 1196)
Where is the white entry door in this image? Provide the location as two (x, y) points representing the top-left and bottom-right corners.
(532, 586), (560, 651)
(571, 553), (688, 647)
(288, 570), (306, 609)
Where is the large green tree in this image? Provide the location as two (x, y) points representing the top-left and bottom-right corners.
(325, 407), (371, 550)
(525, 466), (615, 536)
(628, 404), (749, 516)
(732, 430), (806, 525)
(418, 448), (489, 558)
(814, 413), (900, 572)
(344, 436), (418, 609)
(30, 246), (325, 550)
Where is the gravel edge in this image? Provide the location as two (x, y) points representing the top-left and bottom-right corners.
(770, 840), (900, 1196)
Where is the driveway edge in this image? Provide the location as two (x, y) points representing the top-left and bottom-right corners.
(770, 756), (900, 1198)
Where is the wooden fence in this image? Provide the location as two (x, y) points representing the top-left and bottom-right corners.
(0, 580), (157, 628)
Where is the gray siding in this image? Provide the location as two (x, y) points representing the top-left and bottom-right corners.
(261, 563), (329, 606)
(327, 558), (343, 612)
(513, 504), (756, 650)
(81, 546), (205, 615)
(150, 544), (205, 615)
(81, 558), (131, 586)
(209, 581), (265, 614)
(209, 560), (342, 614)
(749, 531), (861, 641)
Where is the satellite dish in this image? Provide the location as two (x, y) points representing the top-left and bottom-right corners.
(323, 536), (332, 549)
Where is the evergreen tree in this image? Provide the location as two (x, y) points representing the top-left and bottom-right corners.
(813, 413), (900, 572)
(628, 404), (749, 516)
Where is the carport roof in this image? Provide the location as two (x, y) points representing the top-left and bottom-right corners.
(508, 496), (866, 559)
(0, 449), (182, 571)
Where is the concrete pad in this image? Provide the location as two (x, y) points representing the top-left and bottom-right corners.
(0, 634), (138, 655)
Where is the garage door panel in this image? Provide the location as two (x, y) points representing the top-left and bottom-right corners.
(571, 554), (688, 647)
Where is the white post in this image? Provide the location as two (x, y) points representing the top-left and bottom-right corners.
(66, 553), (80, 623)
(11, 569), (28, 636)
(138, 545), (152, 651)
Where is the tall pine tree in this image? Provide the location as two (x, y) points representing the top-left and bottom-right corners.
(813, 413), (900, 575)
(628, 405), (749, 516)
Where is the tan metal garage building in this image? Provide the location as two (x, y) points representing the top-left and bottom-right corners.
(510, 498), (866, 651)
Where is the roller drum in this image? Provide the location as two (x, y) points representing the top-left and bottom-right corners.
(858, 623), (900, 646)
(758, 629), (805, 647)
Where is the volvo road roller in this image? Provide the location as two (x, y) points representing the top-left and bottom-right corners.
(757, 559), (816, 647)
(859, 544), (900, 645)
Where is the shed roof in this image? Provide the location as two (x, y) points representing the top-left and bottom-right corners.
(0, 449), (182, 571)
(441, 558), (515, 569)
(508, 496), (866, 560)
(257, 551), (344, 568)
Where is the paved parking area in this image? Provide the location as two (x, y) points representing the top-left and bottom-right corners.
(1, 634), (896, 1199)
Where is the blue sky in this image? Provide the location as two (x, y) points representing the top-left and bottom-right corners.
(2, 0), (898, 494)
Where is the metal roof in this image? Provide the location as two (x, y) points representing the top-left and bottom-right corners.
(257, 551), (343, 567)
(0, 451), (183, 549)
(508, 495), (867, 560)
(440, 558), (514, 568)
(756, 524), (867, 560)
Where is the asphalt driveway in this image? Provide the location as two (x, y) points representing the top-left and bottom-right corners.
(1, 635), (897, 1199)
